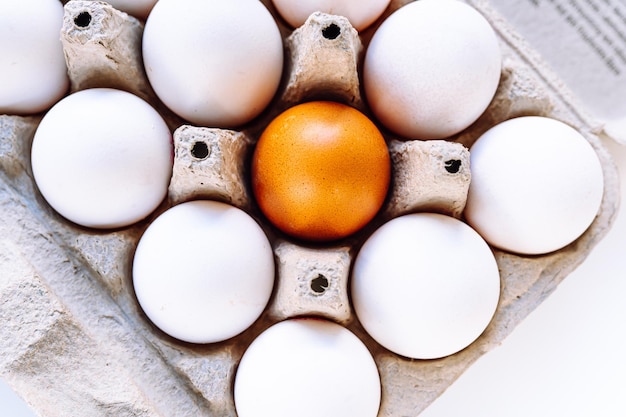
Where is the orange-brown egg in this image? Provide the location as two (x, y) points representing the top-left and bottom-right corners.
(252, 101), (391, 242)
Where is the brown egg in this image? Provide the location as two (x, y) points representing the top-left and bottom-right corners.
(252, 101), (391, 242)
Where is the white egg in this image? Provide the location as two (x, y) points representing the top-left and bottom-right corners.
(234, 318), (381, 417)
(97, 0), (158, 19)
(352, 213), (500, 360)
(0, 0), (69, 114)
(142, 0), (284, 128)
(133, 200), (275, 344)
(465, 116), (604, 255)
(31, 88), (172, 229)
(363, 0), (501, 140)
(271, 0), (391, 31)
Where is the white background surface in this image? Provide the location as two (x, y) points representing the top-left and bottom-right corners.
(0, 379), (37, 417)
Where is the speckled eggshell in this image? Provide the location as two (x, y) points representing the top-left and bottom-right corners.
(352, 213), (501, 360)
(234, 318), (381, 417)
(142, 0), (284, 128)
(31, 88), (172, 229)
(363, 0), (501, 139)
(271, 0), (391, 31)
(465, 116), (605, 255)
(0, 0), (69, 114)
(133, 200), (275, 344)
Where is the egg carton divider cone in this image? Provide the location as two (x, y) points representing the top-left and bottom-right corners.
(0, 1), (620, 416)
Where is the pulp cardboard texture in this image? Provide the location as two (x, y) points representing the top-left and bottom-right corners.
(489, 0), (626, 144)
(0, 1), (620, 416)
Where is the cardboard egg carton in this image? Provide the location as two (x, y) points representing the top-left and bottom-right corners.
(0, 1), (619, 416)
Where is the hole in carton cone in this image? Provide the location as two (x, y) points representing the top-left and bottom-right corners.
(444, 159), (462, 173)
(74, 12), (92, 28)
(311, 274), (330, 294)
(322, 23), (341, 40)
(191, 141), (210, 160)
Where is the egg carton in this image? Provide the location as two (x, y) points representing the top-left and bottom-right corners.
(0, 0), (620, 416)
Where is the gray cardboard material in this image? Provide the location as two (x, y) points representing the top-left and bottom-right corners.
(489, 0), (626, 143)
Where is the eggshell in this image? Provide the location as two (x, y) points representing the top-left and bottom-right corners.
(251, 101), (391, 242)
(352, 213), (500, 359)
(132, 200), (275, 344)
(234, 318), (381, 417)
(271, 0), (391, 31)
(465, 116), (604, 255)
(363, 0), (501, 139)
(142, 0), (283, 128)
(31, 88), (172, 229)
(0, 0), (69, 114)
(97, 0), (157, 19)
